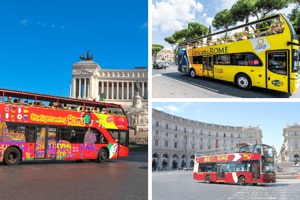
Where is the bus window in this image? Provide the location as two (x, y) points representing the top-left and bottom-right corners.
(268, 52), (287, 75)
(25, 127), (35, 142)
(90, 128), (108, 144)
(108, 107), (125, 115)
(236, 162), (246, 172)
(108, 130), (119, 142)
(48, 128), (57, 141)
(214, 55), (230, 65)
(253, 145), (261, 154)
(203, 57), (208, 70)
(226, 162), (235, 172)
(193, 56), (203, 64)
(292, 49), (299, 72)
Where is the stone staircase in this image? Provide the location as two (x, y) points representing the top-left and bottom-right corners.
(276, 166), (298, 179)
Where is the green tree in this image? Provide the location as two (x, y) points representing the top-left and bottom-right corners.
(253, 0), (291, 20)
(288, 5), (300, 26)
(212, 9), (236, 35)
(258, 13), (276, 31)
(164, 36), (184, 64)
(152, 44), (164, 61)
(207, 26), (212, 41)
(187, 22), (209, 38)
(231, 0), (256, 24)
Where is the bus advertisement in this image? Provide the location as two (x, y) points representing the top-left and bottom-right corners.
(0, 88), (130, 165)
(178, 13), (300, 93)
(193, 144), (275, 185)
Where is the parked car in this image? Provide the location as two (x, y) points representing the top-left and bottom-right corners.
(183, 167), (193, 171)
(153, 61), (169, 69)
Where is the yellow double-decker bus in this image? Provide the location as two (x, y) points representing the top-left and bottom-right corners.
(178, 13), (300, 93)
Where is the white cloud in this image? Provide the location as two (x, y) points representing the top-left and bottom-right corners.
(52, 24), (55, 27)
(206, 17), (214, 25)
(215, 0), (237, 12)
(152, 0), (204, 32)
(166, 105), (178, 111)
(203, 13), (207, 17)
(140, 22), (148, 29)
(155, 107), (164, 111)
(20, 20), (28, 25)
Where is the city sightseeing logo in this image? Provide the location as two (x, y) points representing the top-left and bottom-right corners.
(257, 38), (264, 44)
(255, 38), (266, 50)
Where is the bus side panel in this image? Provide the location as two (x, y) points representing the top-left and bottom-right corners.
(23, 142), (35, 161)
(0, 142), (27, 162)
(193, 172), (207, 181)
(236, 172), (252, 183)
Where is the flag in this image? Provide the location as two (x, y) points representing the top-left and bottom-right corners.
(100, 93), (104, 101)
(93, 95), (102, 102)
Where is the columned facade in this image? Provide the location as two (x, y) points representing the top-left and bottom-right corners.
(279, 123), (300, 164)
(152, 109), (263, 170)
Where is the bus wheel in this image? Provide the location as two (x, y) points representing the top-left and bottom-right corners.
(252, 183), (258, 186)
(98, 149), (107, 163)
(190, 69), (196, 78)
(4, 147), (21, 165)
(236, 74), (251, 90)
(205, 175), (211, 183)
(238, 176), (247, 185)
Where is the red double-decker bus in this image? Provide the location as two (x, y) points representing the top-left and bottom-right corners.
(193, 143), (275, 185)
(0, 88), (132, 165)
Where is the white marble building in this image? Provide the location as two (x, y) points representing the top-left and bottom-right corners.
(70, 60), (148, 133)
(152, 109), (263, 170)
(279, 123), (300, 164)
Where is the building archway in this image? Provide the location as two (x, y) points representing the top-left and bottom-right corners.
(172, 154), (178, 169)
(294, 154), (299, 164)
(190, 155), (195, 168)
(162, 154), (169, 169)
(153, 153), (159, 168)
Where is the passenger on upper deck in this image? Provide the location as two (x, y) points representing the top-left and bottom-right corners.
(230, 35), (237, 42)
(13, 99), (18, 104)
(24, 101), (28, 106)
(19, 99), (24, 105)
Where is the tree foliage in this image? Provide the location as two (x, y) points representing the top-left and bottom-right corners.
(172, 22), (208, 41)
(152, 44), (164, 61)
(231, 0), (256, 23)
(258, 13), (276, 31)
(254, 0), (291, 19)
(288, 5), (300, 25)
(212, 9), (236, 32)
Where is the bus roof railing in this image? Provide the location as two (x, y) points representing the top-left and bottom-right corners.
(180, 13), (282, 46)
(0, 88), (120, 107)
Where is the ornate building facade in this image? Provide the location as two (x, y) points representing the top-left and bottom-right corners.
(153, 49), (175, 61)
(279, 123), (300, 164)
(152, 109), (263, 170)
(70, 60), (148, 136)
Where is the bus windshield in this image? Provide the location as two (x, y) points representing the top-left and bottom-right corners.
(108, 106), (125, 115)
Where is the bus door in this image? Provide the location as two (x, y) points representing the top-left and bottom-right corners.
(217, 164), (226, 182)
(35, 126), (57, 159)
(251, 163), (261, 183)
(208, 56), (214, 78)
(266, 51), (289, 92)
(203, 57), (208, 76)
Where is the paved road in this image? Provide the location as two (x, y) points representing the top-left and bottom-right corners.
(0, 151), (147, 200)
(152, 65), (300, 98)
(152, 171), (300, 200)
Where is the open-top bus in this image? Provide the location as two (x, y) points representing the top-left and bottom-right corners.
(0, 88), (132, 165)
(178, 13), (300, 93)
(193, 143), (275, 185)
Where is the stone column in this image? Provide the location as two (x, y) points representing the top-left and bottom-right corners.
(101, 81), (104, 96)
(86, 79), (89, 98)
(117, 82), (119, 99)
(83, 79), (87, 99)
(89, 78), (92, 99)
(111, 82), (115, 99)
(178, 155), (181, 168)
(106, 82), (109, 99)
(122, 82), (124, 100)
(142, 82), (144, 98)
(72, 78), (76, 98)
(158, 153), (163, 169)
(132, 81), (134, 98)
(79, 79), (82, 99)
(126, 82), (129, 100)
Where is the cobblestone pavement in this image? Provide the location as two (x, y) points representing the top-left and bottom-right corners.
(152, 65), (300, 98)
(0, 151), (147, 200)
(152, 171), (300, 200)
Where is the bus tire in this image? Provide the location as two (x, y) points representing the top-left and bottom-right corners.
(98, 148), (107, 163)
(190, 69), (196, 78)
(179, 64), (182, 72)
(4, 147), (21, 165)
(252, 183), (258, 186)
(238, 176), (247, 185)
(236, 74), (252, 90)
(205, 175), (211, 183)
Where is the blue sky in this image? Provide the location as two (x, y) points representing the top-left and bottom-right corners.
(152, 0), (297, 50)
(0, 0), (148, 97)
(153, 102), (298, 154)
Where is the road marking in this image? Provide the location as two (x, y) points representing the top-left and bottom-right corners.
(152, 74), (162, 77)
